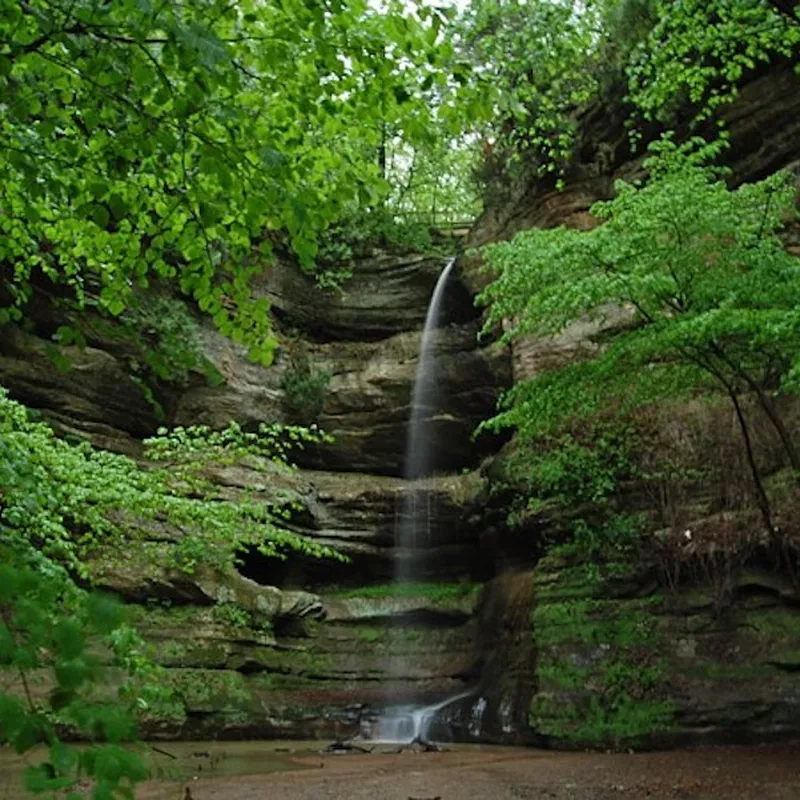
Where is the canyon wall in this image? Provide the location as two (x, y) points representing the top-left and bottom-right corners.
(2, 62), (800, 747)
(0, 246), (518, 742)
(461, 60), (800, 748)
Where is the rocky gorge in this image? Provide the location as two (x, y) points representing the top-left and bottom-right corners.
(2, 61), (800, 752)
(0, 245), (521, 743)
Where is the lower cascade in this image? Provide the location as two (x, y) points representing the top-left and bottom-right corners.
(364, 690), (475, 744)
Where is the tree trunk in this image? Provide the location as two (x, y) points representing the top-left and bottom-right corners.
(706, 343), (800, 484)
(378, 123), (387, 182)
(727, 388), (775, 538)
(752, 386), (800, 477)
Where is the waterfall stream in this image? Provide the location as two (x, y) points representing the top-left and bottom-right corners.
(365, 258), (473, 744)
(369, 690), (473, 744)
(396, 256), (456, 576)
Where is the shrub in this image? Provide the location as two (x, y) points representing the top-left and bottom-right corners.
(280, 346), (331, 426)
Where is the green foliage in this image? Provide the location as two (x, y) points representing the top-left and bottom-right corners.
(0, 557), (156, 797)
(453, 0), (606, 177)
(383, 137), (483, 227)
(627, 0), (800, 125)
(497, 414), (647, 572)
(451, 0), (800, 178)
(355, 627), (385, 643)
(119, 295), (213, 385)
(481, 137), (800, 541)
(213, 601), (272, 633)
(145, 417), (331, 467)
(214, 603), (252, 628)
(318, 208), (435, 264)
(1, 387), (343, 582)
(602, 0), (660, 62)
(55, 294), (221, 418)
(480, 136), (800, 445)
(280, 346), (331, 426)
(0, 0), (456, 358)
(1, 384), (345, 795)
(530, 690), (675, 746)
(165, 669), (249, 714)
(505, 425), (635, 515)
(316, 137), (481, 263)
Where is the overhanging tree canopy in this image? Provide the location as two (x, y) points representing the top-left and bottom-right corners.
(0, 0), (450, 361)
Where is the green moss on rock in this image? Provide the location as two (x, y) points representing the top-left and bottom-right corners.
(531, 563), (674, 747)
(332, 582), (480, 602)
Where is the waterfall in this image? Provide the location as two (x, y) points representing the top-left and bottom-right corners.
(370, 689), (473, 744)
(365, 258), (472, 745)
(396, 256), (456, 581)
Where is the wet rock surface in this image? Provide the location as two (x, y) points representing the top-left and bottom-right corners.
(256, 251), (478, 341)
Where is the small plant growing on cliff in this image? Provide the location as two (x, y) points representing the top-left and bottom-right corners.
(0, 388), (342, 582)
(280, 344), (331, 426)
(214, 601), (253, 629)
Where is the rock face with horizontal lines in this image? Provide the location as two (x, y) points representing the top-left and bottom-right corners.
(0, 245), (518, 741)
(176, 320), (509, 476)
(456, 61), (800, 748)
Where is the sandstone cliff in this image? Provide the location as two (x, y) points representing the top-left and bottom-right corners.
(2, 62), (800, 748)
(459, 61), (800, 748)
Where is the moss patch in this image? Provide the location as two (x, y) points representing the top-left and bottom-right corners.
(331, 582), (480, 602)
(531, 575), (674, 747)
(164, 668), (250, 716)
(355, 626), (384, 643)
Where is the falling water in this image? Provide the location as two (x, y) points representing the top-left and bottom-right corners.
(396, 256), (456, 581)
(369, 689), (473, 744)
(367, 258), (472, 745)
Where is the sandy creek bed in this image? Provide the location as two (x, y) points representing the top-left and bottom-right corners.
(2, 740), (800, 799)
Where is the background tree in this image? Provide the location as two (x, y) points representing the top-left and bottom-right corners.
(449, 0), (800, 180)
(627, 0), (800, 124)
(479, 136), (800, 537)
(384, 136), (482, 228)
(450, 0), (605, 178)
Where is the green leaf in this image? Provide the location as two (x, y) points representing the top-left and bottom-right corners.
(86, 594), (124, 634)
(109, 194), (128, 219)
(90, 205), (110, 229)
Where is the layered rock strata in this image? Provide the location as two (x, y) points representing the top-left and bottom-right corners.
(459, 61), (800, 747)
(0, 248), (518, 741)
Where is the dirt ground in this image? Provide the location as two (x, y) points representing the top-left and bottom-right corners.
(138, 742), (800, 800)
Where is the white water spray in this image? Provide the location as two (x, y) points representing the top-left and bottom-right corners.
(370, 690), (473, 744)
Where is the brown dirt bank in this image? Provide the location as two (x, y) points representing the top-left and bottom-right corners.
(139, 742), (800, 800)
